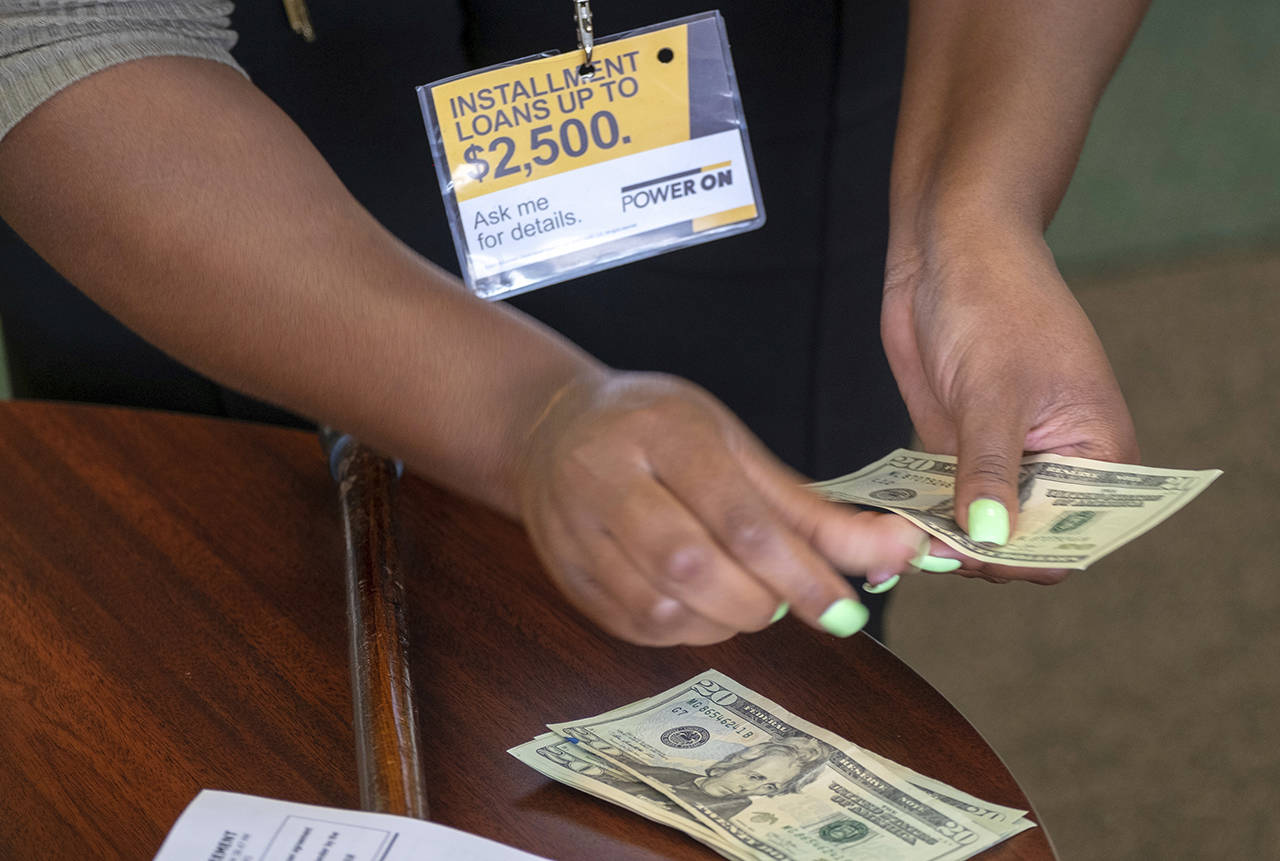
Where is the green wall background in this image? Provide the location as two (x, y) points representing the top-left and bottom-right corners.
(1048, 0), (1280, 272)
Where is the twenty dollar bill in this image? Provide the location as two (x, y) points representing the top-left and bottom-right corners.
(508, 733), (739, 857)
(539, 670), (1027, 861)
(810, 449), (1221, 568)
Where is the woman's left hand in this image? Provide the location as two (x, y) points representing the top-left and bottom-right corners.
(880, 229), (1140, 584)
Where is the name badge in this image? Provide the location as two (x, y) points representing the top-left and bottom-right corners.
(418, 11), (765, 300)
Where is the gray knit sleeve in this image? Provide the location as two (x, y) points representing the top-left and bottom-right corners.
(0, 1), (244, 141)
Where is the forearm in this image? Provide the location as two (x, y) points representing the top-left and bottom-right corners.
(891, 0), (1149, 245)
(0, 56), (601, 515)
(877, 2), (1143, 555)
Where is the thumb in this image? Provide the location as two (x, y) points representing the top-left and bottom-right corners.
(742, 448), (929, 575)
(954, 406), (1028, 546)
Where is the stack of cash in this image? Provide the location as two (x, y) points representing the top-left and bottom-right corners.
(510, 670), (1037, 860)
(811, 449), (1221, 569)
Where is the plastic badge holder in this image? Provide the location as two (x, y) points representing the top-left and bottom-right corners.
(418, 11), (766, 300)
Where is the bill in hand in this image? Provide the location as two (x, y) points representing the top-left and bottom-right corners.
(810, 449), (1222, 569)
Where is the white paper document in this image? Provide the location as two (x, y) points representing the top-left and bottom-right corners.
(154, 790), (549, 861)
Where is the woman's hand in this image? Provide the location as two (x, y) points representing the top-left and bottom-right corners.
(880, 0), (1149, 583)
(881, 230), (1140, 584)
(516, 371), (929, 645)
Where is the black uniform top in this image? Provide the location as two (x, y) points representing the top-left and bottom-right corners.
(0, 0), (910, 480)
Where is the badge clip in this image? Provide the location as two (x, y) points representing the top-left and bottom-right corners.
(573, 1), (595, 78)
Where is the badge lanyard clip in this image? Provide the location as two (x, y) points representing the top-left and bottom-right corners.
(282, 0), (316, 42)
(573, 1), (595, 78)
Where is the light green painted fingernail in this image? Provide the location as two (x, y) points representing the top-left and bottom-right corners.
(968, 498), (1010, 545)
(914, 534), (933, 559)
(863, 575), (900, 594)
(908, 540), (962, 573)
(770, 602), (790, 624)
(818, 598), (870, 638)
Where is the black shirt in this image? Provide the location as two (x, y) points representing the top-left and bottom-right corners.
(0, 0), (909, 479)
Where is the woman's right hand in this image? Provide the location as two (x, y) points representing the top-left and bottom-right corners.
(0, 55), (921, 649)
(516, 370), (929, 646)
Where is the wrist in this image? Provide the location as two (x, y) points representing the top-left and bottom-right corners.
(504, 365), (612, 516)
(885, 190), (1052, 294)
(892, 176), (1046, 246)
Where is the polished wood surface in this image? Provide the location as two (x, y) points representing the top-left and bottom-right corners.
(327, 435), (428, 819)
(0, 401), (1056, 860)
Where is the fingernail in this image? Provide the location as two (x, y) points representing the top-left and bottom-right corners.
(968, 498), (1010, 545)
(770, 602), (789, 624)
(862, 575), (900, 594)
(818, 598), (870, 638)
(904, 534), (932, 573)
(908, 541), (932, 567)
(908, 537), (963, 573)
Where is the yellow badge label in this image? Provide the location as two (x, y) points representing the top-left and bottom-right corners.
(431, 25), (691, 203)
(418, 12), (764, 299)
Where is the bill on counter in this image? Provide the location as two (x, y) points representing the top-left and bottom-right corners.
(809, 449), (1221, 569)
(514, 670), (1034, 861)
(509, 733), (740, 857)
